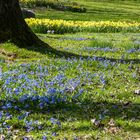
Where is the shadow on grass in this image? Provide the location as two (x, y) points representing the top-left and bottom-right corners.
(18, 43), (140, 64)
(0, 99), (140, 133)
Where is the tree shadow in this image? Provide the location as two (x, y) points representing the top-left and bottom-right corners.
(0, 99), (140, 133)
(17, 42), (140, 64)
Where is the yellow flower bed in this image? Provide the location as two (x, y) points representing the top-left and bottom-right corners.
(26, 18), (140, 34)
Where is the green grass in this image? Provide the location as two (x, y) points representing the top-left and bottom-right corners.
(0, 0), (140, 139)
(1, 33), (140, 60)
(35, 0), (140, 22)
(0, 33), (140, 139)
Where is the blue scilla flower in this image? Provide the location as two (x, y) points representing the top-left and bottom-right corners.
(39, 96), (48, 103)
(50, 118), (57, 124)
(25, 120), (32, 126)
(127, 48), (140, 53)
(4, 79), (11, 85)
(2, 122), (6, 126)
(18, 115), (23, 120)
(2, 102), (12, 109)
(52, 132), (57, 136)
(6, 112), (12, 120)
(50, 118), (61, 127)
(31, 95), (39, 101)
(38, 125), (42, 130)
(132, 72), (136, 78)
(54, 74), (65, 82)
(50, 96), (56, 104)
(0, 111), (3, 119)
(42, 136), (47, 140)
(101, 61), (109, 68)
(6, 125), (11, 129)
(43, 97), (49, 103)
(66, 79), (81, 92)
(100, 75), (106, 85)
(39, 102), (44, 109)
(5, 88), (12, 94)
(72, 89), (84, 99)
(0, 68), (2, 79)
(19, 94), (29, 103)
(23, 137), (29, 140)
(13, 88), (20, 95)
(83, 46), (117, 52)
(18, 74), (27, 79)
(14, 106), (20, 111)
(48, 88), (56, 94)
(18, 112), (30, 120)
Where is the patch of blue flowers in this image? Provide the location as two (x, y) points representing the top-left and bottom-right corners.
(0, 110), (61, 139)
(0, 63), (86, 110)
(127, 48), (140, 53)
(83, 46), (118, 52)
(0, 57), (138, 139)
(0, 59), (118, 111)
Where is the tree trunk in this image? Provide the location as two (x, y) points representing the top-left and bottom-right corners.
(0, 0), (74, 56)
(0, 0), (49, 47)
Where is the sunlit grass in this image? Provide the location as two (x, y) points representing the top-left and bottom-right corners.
(35, 0), (140, 22)
(0, 33), (140, 139)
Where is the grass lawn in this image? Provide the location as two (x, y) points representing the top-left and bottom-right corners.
(0, 33), (140, 139)
(35, 0), (140, 22)
(0, 0), (140, 139)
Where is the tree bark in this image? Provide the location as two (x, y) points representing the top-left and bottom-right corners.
(0, 0), (49, 47)
(0, 0), (78, 57)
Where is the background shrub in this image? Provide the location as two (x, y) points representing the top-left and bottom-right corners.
(20, 0), (87, 13)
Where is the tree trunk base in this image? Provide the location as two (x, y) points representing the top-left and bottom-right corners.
(0, 0), (50, 48)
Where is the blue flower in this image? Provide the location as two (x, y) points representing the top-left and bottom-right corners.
(42, 136), (47, 140)
(72, 89), (84, 99)
(2, 102), (12, 109)
(0, 111), (3, 119)
(50, 118), (61, 126)
(23, 137), (29, 140)
(48, 88), (56, 94)
(52, 132), (57, 136)
(100, 75), (106, 85)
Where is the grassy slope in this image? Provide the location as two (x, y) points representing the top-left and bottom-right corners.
(0, 33), (140, 139)
(35, 0), (140, 21)
(1, 33), (140, 60)
(0, 0), (140, 139)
